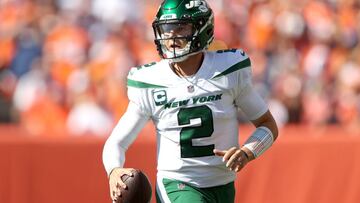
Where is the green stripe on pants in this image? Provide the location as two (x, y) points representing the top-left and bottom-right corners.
(156, 178), (235, 203)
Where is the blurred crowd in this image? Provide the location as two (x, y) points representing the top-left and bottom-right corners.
(0, 0), (359, 136)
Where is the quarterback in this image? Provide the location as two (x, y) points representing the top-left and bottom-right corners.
(103, 0), (278, 202)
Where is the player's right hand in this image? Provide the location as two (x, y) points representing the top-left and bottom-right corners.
(213, 147), (253, 172)
(108, 167), (134, 202)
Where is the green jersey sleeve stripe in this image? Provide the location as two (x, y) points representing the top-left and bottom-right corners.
(127, 79), (168, 88)
(211, 58), (251, 79)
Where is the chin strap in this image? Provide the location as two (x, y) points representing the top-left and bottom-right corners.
(166, 55), (190, 63)
(165, 50), (203, 63)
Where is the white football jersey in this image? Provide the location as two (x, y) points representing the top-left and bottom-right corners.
(127, 49), (268, 187)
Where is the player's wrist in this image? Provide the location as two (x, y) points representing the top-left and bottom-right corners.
(243, 126), (274, 158)
(240, 147), (255, 161)
(108, 167), (122, 178)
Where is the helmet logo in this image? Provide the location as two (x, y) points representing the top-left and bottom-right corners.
(160, 14), (177, 20)
(185, 0), (208, 12)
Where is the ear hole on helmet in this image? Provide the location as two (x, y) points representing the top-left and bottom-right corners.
(207, 28), (213, 36)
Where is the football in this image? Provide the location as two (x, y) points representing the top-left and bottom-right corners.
(117, 169), (152, 203)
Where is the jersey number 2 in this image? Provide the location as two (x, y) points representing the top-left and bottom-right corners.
(177, 105), (214, 158)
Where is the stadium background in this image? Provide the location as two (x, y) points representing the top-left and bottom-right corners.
(0, 0), (359, 202)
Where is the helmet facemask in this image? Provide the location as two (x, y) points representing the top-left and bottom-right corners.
(153, 21), (196, 62)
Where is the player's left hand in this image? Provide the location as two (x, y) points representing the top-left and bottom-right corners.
(213, 147), (254, 172)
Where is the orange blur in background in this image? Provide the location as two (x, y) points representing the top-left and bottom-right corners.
(1, 0), (360, 203)
(0, 124), (359, 203)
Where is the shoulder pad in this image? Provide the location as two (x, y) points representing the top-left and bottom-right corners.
(211, 49), (251, 79)
(127, 62), (168, 89)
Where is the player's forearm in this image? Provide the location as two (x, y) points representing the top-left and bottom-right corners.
(102, 102), (150, 175)
(103, 143), (126, 175)
(251, 110), (278, 141)
(242, 110), (278, 159)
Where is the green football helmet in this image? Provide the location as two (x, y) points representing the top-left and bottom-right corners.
(152, 0), (214, 62)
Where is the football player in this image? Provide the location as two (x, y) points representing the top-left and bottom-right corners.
(103, 0), (278, 202)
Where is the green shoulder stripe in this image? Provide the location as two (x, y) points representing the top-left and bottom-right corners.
(212, 58), (251, 79)
(127, 79), (167, 88)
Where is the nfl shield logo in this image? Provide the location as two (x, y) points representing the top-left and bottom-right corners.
(187, 85), (194, 93)
(177, 183), (186, 190)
